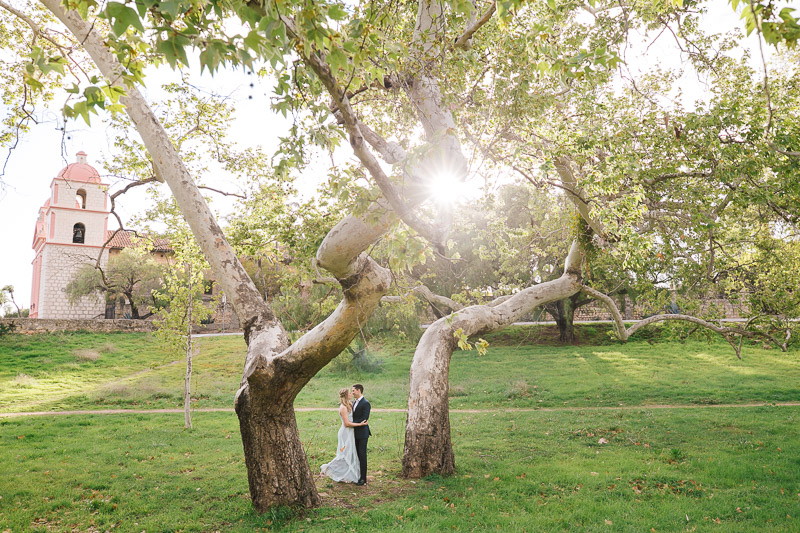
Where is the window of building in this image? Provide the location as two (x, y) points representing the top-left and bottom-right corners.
(76, 189), (87, 209)
(73, 223), (86, 243)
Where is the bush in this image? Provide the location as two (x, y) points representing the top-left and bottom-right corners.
(328, 340), (384, 374)
(0, 321), (15, 336)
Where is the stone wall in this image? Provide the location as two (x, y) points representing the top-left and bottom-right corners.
(0, 317), (242, 335)
(0, 318), (156, 334)
(573, 295), (750, 321)
(38, 244), (108, 319)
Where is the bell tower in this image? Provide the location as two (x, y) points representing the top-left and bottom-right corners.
(31, 151), (111, 318)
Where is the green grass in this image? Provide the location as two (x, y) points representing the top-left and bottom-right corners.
(2, 329), (799, 413)
(1, 330), (800, 530)
(1, 408), (799, 531)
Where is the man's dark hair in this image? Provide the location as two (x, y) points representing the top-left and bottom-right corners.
(353, 384), (364, 393)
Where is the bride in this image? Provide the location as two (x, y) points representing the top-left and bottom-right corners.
(320, 387), (368, 483)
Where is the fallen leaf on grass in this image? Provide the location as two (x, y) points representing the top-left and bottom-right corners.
(598, 438), (609, 444)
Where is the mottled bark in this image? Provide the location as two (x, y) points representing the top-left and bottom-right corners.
(402, 243), (584, 478)
(237, 400), (319, 509)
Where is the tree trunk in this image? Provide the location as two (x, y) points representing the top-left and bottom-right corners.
(556, 296), (577, 343)
(184, 261), (193, 430)
(127, 293), (141, 319)
(236, 386), (320, 509)
(402, 243), (584, 478)
(556, 298), (575, 343)
(234, 222), (392, 511)
(546, 294), (581, 343)
(402, 328), (457, 477)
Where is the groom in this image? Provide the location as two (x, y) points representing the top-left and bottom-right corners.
(351, 384), (371, 486)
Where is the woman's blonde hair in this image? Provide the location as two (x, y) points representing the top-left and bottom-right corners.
(338, 387), (352, 412)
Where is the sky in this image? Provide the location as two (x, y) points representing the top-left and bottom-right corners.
(0, 2), (770, 314)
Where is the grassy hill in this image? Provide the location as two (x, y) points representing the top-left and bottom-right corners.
(1, 328), (799, 413)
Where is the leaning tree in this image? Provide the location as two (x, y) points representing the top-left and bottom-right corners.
(2, 0), (799, 512)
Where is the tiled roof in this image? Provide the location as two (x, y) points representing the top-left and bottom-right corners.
(106, 230), (172, 252)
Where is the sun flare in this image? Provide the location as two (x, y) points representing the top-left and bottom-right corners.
(428, 171), (465, 206)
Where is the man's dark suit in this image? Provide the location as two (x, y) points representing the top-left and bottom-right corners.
(352, 397), (371, 484)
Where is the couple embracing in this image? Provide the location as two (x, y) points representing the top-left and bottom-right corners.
(320, 384), (371, 485)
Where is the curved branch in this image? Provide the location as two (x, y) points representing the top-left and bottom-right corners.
(110, 176), (159, 201)
(197, 185), (247, 199)
(382, 284), (465, 313)
(581, 285), (627, 339)
(553, 157), (607, 237)
(403, 241), (584, 478)
(357, 120), (408, 164)
(454, 1), (497, 50)
(583, 284), (754, 359)
(0, 0), (71, 50)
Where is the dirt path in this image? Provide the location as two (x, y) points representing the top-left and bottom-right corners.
(2, 402), (800, 418)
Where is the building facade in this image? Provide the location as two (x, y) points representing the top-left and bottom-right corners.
(30, 152), (110, 319)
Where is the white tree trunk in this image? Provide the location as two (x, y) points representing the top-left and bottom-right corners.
(402, 243), (584, 478)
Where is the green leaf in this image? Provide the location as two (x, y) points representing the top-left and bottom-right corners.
(156, 35), (189, 68)
(159, 1), (182, 20)
(327, 4), (348, 20)
(105, 2), (144, 36)
(23, 74), (44, 91)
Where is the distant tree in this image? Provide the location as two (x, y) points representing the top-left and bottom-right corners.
(1, 285), (21, 316)
(65, 248), (164, 319)
(152, 230), (212, 429)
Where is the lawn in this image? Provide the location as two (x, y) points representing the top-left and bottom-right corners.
(1, 329), (799, 531)
(1, 408), (799, 531)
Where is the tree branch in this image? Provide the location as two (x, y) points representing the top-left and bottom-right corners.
(454, 1), (496, 50)
(553, 157), (607, 237)
(382, 284), (465, 313)
(280, 16), (446, 253)
(357, 120), (408, 164)
(643, 170), (714, 187)
(197, 185), (247, 199)
(0, 0), (71, 50)
(582, 284), (762, 359)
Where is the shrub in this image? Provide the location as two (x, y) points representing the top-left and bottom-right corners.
(328, 340), (384, 374)
(508, 379), (532, 399)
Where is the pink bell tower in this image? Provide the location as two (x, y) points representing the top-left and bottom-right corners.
(31, 152), (111, 318)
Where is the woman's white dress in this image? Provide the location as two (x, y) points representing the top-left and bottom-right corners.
(320, 409), (360, 483)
